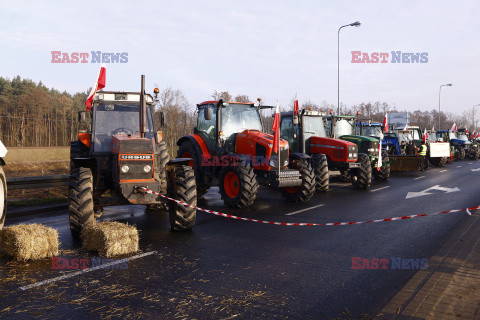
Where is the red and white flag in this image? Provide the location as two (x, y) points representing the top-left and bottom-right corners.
(473, 131), (477, 139)
(382, 114), (389, 133)
(451, 122), (457, 132)
(432, 125), (435, 132)
(85, 64), (106, 111)
(422, 128), (428, 142)
(293, 93), (299, 116)
(466, 128), (469, 134)
(272, 100), (280, 154)
(377, 140), (382, 171)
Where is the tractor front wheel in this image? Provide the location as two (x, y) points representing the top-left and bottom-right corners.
(281, 159), (316, 203)
(352, 154), (371, 190)
(455, 147), (465, 160)
(219, 165), (258, 208)
(311, 154), (329, 192)
(168, 165), (197, 231)
(69, 167), (95, 239)
(177, 141), (210, 197)
(373, 150), (390, 181)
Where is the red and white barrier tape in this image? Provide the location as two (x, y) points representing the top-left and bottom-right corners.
(140, 187), (478, 226)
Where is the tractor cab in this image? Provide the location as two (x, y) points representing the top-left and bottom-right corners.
(356, 122), (383, 139)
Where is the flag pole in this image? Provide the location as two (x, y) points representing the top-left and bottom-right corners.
(278, 99), (281, 177)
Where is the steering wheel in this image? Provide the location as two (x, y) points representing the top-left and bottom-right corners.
(112, 128), (134, 135)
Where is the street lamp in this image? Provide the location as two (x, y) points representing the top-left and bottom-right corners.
(338, 21), (361, 115)
(438, 83), (452, 130)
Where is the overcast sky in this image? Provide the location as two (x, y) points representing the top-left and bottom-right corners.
(1, 0), (479, 114)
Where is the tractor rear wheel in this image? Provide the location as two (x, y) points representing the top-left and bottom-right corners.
(0, 166), (6, 230)
(69, 167), (95, 239)
(475, 148), (480, 160)
(156, 141), (170, 195)
(429, 156), (446, 167)
(373, 150), (390, 181)
(168, 165), (197, 231)
(281, 159), (316, 203)
(311, 154), (329, 192)
(455, 147), (465, 160)
(177, 141), (210, 197)
(219, 165), (258, 208)
(352, 153), (371, 190)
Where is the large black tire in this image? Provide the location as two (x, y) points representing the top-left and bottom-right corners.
(455, 147), (465, 160)
(339, 169), (351, 182)
(177, 141), (210, 197)
(311, 153), (329, 192)
(69, 167), (95, 239)
(168, 165), (197, 231)
(219, 165), (259, 208)
(373, 150), (390, 181)
(429, 157), (447, 167)
(475, 148), (480, 160)
(281, 159), (316, 203)
(352, 153), (371, 190)
(156, 141), (170, 195)
(70, 140), (90, 173)
(0, 166), (6, 230)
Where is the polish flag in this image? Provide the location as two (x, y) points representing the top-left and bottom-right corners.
(293, 93), (299, 116)
(422, 128), (428, 142)
(432, 125), (435, 132)
(272, 100), (280, 154)
(473, 131), (477, 139)
(85, 64), (106, 111)
(466, 128), (469, 134)
(382, 114), (389, 133)
(377, 139), (382, 171)
(451, 123), (457, 132)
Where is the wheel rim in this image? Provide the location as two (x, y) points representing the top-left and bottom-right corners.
(224, 171), (240, 198)
(285, 186), (299, 193)
(182, 152), (194, 167)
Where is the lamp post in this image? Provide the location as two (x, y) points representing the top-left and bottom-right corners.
(438, 83), (452, 130)
(338, 21), (361, 115)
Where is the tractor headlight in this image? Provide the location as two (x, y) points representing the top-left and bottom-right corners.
(269, 158), (278, 167)
(143, 165), (152, 173)
(121, 165), (129, 173)
(284, 160), (289, 166)
(367, 148), (375, 152)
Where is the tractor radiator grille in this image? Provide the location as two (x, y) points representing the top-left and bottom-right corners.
(119, 159), (154, 181)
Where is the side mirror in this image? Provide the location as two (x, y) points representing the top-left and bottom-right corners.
(158, 111), (165, 127)
(292, 115), (299, 126)
(78, 111), (86, 122)
(204, 107), (213, 121)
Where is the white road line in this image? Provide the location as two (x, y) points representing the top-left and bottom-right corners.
(440, 170), (447, 172)
(414, 176), (425, 180)
(285, 204), (324, 216)
(19, 251), (156, 291)
(469, 162), (473, 164)
(370, 186), (391, 192)
(456, 166), (462, 168)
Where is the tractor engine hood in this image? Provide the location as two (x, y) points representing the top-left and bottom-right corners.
(235, 130), (289, 169)
(450, 138), (470, 146)
(111, 134), (154, 154)
(309, 136), (358, 162)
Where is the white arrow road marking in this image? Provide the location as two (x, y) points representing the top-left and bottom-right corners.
(285, 204), (324, 216)
(370, 186), (390, 192)
(471, 168), (480, 172)
(406, 185), (460, 199)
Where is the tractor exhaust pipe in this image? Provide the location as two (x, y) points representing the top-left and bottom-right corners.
(140, 75), (146, 138)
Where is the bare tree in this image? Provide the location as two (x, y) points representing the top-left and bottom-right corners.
(211, 90), (232, 101)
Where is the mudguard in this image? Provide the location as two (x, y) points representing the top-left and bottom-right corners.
(177, 134), (212, 160)
(289, 153), (311, 160)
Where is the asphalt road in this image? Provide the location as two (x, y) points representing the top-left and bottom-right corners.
(1, 160), (479, 319)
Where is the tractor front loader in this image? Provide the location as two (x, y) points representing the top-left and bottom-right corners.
(177, 100), (316, 208)
(69, 75), (197, 238)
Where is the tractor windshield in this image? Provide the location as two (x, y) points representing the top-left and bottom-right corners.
(449, 132), (458, 140)
(362, 126), (382, 138)
(93, 104), (154, 153)
(303, 116), (326, 139)
(221, 104), (262, 140)
(334, 118), (354, 137)
(458, 134), (469, 141)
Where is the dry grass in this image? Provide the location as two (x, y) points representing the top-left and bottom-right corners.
(3, 147), (69, 163)
(0, 223), (59, 261)
(82, 222), (139, 257)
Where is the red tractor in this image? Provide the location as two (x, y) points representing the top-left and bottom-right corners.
(279, 109), (372, 190)
(176, 100), (316, 208)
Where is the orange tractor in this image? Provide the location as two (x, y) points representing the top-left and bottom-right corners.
(177, 100), (316, 208)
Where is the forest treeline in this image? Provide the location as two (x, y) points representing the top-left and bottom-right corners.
(0, 76), (476, 150)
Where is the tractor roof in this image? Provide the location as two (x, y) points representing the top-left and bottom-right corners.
(94, 91), (154, 104)
(280, 109), (325, 117)
(358, 122), (383, 126)
(323, 115), (356, 119)
(197, 100), (254, 107)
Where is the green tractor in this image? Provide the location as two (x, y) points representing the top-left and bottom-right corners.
(323, 115), (390, 186)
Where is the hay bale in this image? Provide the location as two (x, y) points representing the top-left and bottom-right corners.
(0, 223), (59, 261)
(82, 222), (138, 257)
